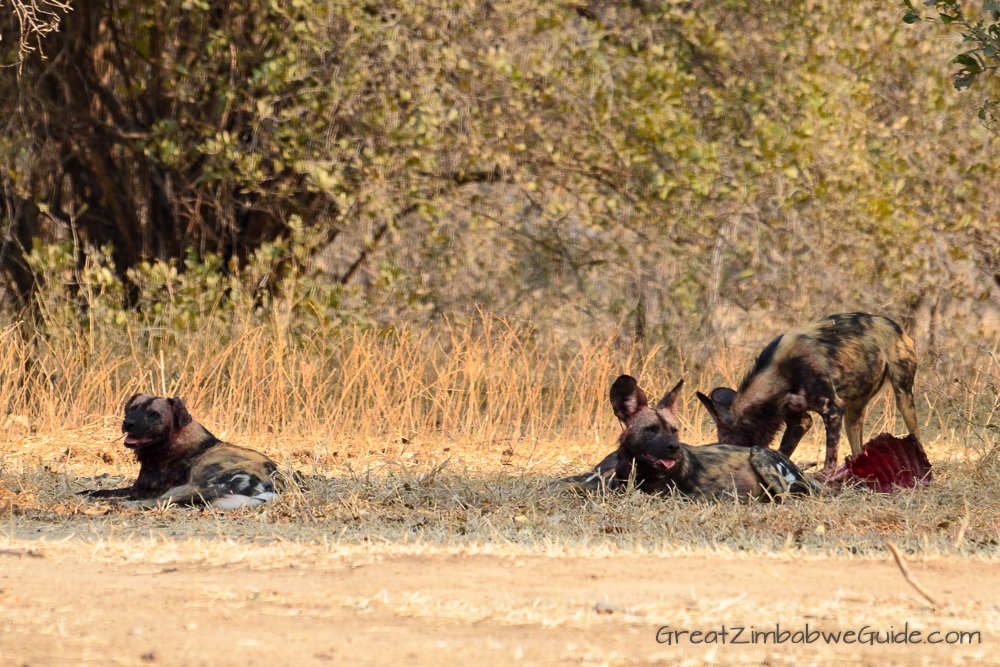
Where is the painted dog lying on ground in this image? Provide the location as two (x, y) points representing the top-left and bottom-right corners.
(553, 375), (822, 501)
(81, 394), (284, 509)
(695, 312), (921, 476)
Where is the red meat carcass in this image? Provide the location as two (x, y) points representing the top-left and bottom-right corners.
(828, 433), (932, 492)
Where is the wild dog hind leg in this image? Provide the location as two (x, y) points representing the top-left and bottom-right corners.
(885, 333), (921, 441)
(842, 403), (867, 456)
(119, 484), (274, 510)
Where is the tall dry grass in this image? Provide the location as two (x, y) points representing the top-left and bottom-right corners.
(1, 313), (998, 462)
(0, 312), (999, 560)
(0, 316), (664, 445)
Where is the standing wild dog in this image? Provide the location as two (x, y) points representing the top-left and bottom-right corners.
(696, 313), (921, 475)
(553, 375), (821, 501)
(81, 394), (285, 509)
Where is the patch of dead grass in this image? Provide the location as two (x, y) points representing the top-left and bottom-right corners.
(0, 426), (997, 566)
(1, 318), (997, 586)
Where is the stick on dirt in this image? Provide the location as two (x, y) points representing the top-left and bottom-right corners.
(886, 540), (939, 608)
(762, 567), (803, 598)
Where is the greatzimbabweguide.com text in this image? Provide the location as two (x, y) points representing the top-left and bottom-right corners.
(655, 624), (981, 646)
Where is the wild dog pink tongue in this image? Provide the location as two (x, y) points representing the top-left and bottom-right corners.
(639, 454), (677, 469)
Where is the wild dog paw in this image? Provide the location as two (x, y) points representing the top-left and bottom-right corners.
(813, 466), (838, 485)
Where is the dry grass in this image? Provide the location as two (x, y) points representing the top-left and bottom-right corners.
(0, 316), (998, 563)
(2, 428), (998, 562)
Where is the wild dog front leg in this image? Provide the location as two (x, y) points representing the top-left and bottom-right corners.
(820, 404), (845, 473)
(546, 449), (622, 493)
(79, 486), (138, 499)
(777, 412), (813, 457)
(117, 484), (224, 509)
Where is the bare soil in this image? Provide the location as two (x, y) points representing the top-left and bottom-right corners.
(0, 546), (995, 666)
(1, 425), (998, 665)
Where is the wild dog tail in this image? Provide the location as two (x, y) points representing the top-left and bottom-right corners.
(880, 320), (921, 441)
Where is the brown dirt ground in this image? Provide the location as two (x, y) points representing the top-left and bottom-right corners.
(0, 546), (995, 666)
(2, 423), (998, 666)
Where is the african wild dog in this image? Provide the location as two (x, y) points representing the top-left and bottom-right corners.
(81, 394), (284, 509)
(695, 312), (921, 476)
(553, 375), (821, 501)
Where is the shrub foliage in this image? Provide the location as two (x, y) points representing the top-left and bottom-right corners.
(0, 0), (998, 352)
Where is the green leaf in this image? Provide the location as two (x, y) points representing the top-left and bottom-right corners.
(984, 0), (999, 11)
(955, 54), (981, 70)
(903, 11), (921, 22)
(939, 12), (958, 23)
(955, 71), (979, 89)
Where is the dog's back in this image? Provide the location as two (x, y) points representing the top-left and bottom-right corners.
(743, 313), (916, 407)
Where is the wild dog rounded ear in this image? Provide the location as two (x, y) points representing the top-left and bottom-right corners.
(709, 387), (736, 426)
(609, 375), (648, 423)
(696, 388), (736, 426)
(695, 391), (717, 419)
(123, 393), (142, 414)
(168, 397), (193, 431)
(710, 387), (737, 408)
(655, 379), (684, 418)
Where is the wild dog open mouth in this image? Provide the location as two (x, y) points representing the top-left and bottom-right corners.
(123, 435), (151, 447)
(641, 454), (676, 469)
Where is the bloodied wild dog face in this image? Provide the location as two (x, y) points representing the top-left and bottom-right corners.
(609, 375), (686, 484)
(121, 393), (193, 451)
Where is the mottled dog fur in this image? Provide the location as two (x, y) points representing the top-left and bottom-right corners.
(696, 313), (920, 474)
(82, 394), (283, 509)
(555, 376), (820, 501)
